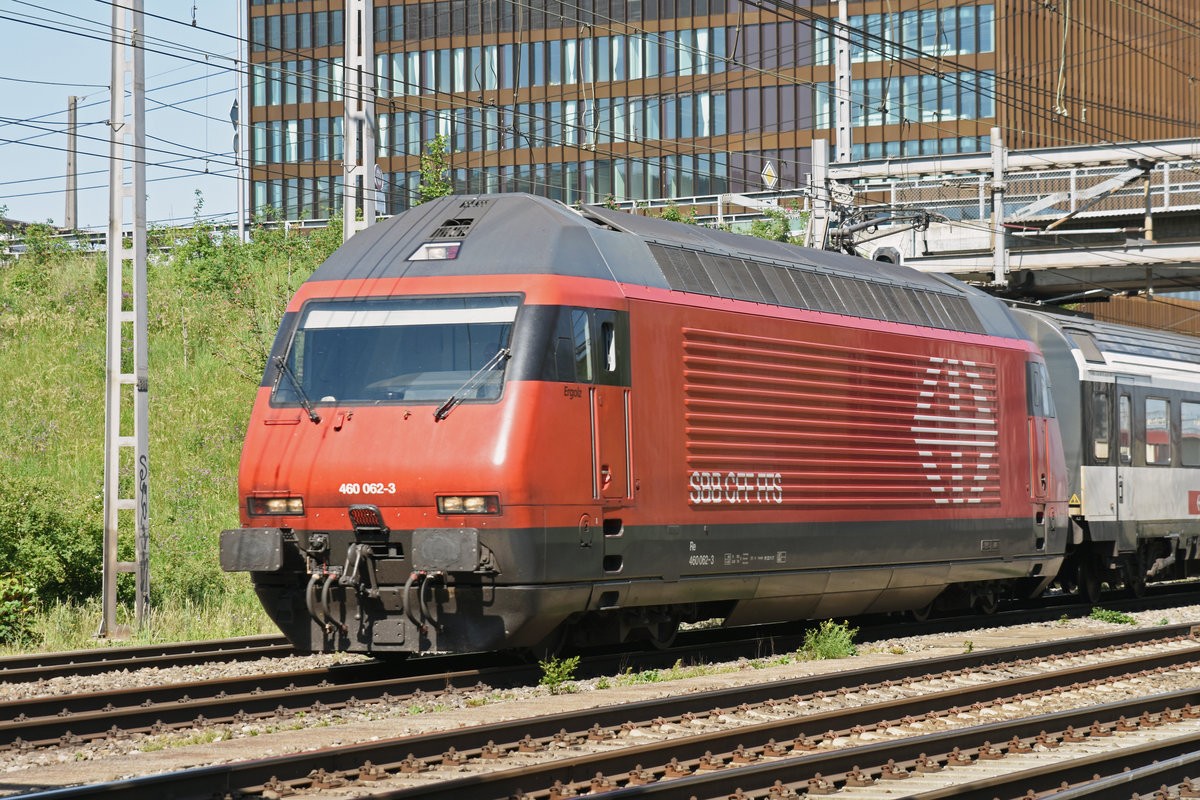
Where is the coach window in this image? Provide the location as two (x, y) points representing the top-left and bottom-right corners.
(1146, 397), (1171, 465)
(1119, 395), (1132, 464)
(571, 309), (593, 382)
(1183, 401), (1200, 466)
(1092, 390), (1110, 462)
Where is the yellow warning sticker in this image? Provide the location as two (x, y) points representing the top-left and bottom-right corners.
(1069, 493), (1081, 505)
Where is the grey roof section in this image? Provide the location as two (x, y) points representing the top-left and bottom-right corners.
(310, 194), (665, 287)
(1030, 310), (1200, 367)
(308, 193), (1029, 341)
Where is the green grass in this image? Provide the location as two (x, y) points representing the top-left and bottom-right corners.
(0, 211), (343, 647)
(0, 592), (278, 655)
(1089, 607), (1138, 625)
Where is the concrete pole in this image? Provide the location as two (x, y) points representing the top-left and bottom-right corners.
(235, 0), (247, 241)
(343, 0), (376, 241)
(833, 0), (852, 164)
(990, 126), (1008, 285)
(65, 96), (78, 229)
(809, 138), (830, 249)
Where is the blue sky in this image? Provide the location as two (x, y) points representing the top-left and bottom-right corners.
(1, 1), (245, 229)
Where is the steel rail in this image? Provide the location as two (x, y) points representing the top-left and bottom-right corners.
(353, 654), (1200, 800)
(910, 732), (1200, 800)
(0, 656), (513, 749)
(1047, 752), (1200, 800)
(19, 625), (1200, 799)
(0, 635), (292, 683)
(516, 689), (1200, 800)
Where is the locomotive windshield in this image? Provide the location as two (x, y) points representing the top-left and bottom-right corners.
(274, 295), (520, 406)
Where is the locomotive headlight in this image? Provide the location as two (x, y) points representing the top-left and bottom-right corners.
(437, 495), (500, 515)
(248, 496), (305, 516)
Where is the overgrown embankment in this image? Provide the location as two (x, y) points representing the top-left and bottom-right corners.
(0, 209), (342, 649)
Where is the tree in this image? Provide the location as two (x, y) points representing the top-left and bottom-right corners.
(748, 202), (809, 243)
(657, 199), (699, 225)
(416, 133), (453, 204)
(748, 207), (793, 242)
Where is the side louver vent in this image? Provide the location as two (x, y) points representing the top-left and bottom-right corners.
(646, 242), (984, 335)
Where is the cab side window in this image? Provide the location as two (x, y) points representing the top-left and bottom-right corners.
(571, 309), (593, 383)
(602, 321), (617, 374)
(547, 307), (628, 385)
(1026, 362), (1055, 417)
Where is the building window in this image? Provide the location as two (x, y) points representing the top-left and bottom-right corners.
(251, 17), (265, 52)
(818, 5), (995, 64)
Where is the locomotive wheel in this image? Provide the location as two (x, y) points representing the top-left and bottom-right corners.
(648, 616), (680, 650)
(909, 601), (934, 623)
(975, 591), (998, 615)
(1126, 577), (1147, 599)
(1077, 561), (1103, 604)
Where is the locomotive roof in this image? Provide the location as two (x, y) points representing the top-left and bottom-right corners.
(310, 193), (1028, 340)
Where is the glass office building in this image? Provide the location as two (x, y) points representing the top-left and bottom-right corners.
(249, 1), (1198, 219)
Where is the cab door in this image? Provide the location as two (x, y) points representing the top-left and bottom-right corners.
(592, 310), (632, 502)
(1027, 361), (1052, 503)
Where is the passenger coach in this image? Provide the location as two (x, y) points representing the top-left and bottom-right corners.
(1015, 310), (1200, 599)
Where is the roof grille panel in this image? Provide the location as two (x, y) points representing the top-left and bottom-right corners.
(430, 217), (478, 239)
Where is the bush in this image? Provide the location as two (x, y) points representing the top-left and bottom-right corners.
(0, 475), (104, 603)
(799, 619), (859, 660)
(0, 574), (37, 645)
(538, 654), (581, 695)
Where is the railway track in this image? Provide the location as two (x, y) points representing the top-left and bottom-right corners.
(4, 601), (1191, 754)
(0, 635), (292, 684)
(18, 623), (1200, 799)
(3, 588), (1198, 750)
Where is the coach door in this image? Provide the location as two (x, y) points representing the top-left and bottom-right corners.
(1115, 388), (1133, 523)
(592, 310), (632, 502)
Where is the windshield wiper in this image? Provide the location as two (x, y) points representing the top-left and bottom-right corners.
(434, 347), (511, 421)
(273, 355), (321, 424)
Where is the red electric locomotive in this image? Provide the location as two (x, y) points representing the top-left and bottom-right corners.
(220, 194), (1069, 655)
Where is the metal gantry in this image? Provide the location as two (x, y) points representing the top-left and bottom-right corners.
(100, 0), (150, 636)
